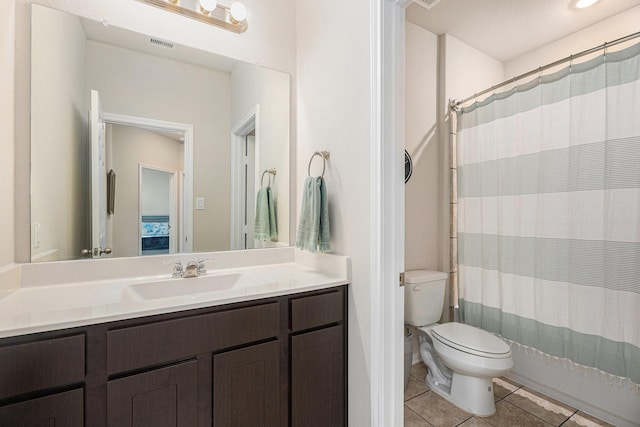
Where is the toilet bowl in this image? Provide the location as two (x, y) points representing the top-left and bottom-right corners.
(404, 270), (513, 417)
(420, 322), (513, 416)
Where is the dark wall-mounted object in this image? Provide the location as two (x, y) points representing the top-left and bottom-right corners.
(107, 169), (116, 214)
(404, 150), (413, 184)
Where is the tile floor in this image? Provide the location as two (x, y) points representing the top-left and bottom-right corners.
(404, 362), (615, 427)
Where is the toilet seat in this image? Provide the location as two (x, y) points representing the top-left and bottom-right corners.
(431, 323), (511, 359)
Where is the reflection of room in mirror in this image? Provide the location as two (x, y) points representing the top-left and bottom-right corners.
(107, 124), (184, 257)
(29, 4), (291, 262)
(107, 124), (183, 258)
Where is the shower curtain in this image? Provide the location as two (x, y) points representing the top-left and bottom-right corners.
(456, 41), (640, 384)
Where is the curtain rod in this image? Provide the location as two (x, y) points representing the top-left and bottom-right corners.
(451, 31), (640, 109)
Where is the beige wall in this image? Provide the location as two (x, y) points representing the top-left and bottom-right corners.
(108, 125), (183, 258)
(296, 0), (373, 424)
(404, 22), (439, 272)
(403, 28), (505, 279)
(0, 0), (15, 266)
(30, 5), (88, 262)
(403, 26), (504, 350)
(231, 61), (291, 245)
(86, 40), (231, 252)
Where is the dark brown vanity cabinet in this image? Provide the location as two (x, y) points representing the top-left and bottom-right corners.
(0, 335), (85, 426)
(0, 285), (347, 427)
(290, 290), (346, 427)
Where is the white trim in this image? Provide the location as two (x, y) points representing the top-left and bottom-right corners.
(230, 105), (260, 250)
(372, 1), (408, 426)
(103, 112), (194, 252)
(168, 172), (178, 254)
(90, 90), (107, 258)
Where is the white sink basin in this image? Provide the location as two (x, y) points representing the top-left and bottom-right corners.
(124, 273), (262, 301)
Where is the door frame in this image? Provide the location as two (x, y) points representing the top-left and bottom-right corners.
(90, 90), (107, 258)
(138, 164), (178, 255)
(103, 112), (194, 253)
(371, 0), (410, 426)
(230, 105), (260, 250)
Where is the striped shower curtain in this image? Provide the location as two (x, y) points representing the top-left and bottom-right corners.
(456, 41), (640, 384)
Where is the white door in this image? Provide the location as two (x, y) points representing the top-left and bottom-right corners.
(89, 90), (110, 258)
(242, 134), (256, 249)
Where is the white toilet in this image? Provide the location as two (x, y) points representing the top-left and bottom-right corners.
(404, 270), (513, 417)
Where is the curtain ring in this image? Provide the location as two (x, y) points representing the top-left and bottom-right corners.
(569, 54), (573, 72)
(308, 151), (330, 177)
(538, 66), (543, 84)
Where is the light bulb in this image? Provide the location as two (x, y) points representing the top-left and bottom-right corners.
(575, 0), (599, 8)
(230, 2), (247, 23)
(199, 0), (217, 13)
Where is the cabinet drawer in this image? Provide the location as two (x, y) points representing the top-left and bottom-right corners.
(291, 289), (344, 332)
(107, 302), (280, 375)
(0, 388), (84, 426)
(0, 335), (85, 400)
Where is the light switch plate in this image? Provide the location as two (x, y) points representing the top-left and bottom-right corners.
(196, 197), (205, 210)
(34, 223), (41, 248)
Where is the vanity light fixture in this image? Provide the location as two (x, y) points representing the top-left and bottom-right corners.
(137, 0), (248, 33)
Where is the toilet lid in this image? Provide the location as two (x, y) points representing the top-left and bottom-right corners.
(431, 322), (511, 358)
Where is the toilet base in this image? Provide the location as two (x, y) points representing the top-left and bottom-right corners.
(426, 371), (496, 417)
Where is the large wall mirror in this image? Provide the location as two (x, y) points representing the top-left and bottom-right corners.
(30, 4), (290, 262)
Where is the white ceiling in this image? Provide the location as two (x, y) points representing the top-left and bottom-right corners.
(406, 0), (640, 62)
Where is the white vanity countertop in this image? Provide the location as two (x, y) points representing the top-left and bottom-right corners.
(0, 248), (350, 339)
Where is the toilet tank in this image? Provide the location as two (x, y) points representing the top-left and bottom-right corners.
(404, 270), (448, 327)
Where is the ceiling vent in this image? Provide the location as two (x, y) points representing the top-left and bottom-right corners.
(148, 36), (174, 50)
(413, 0), (441, 9)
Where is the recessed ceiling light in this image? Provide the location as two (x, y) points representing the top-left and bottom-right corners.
(575, 0), (600, 8)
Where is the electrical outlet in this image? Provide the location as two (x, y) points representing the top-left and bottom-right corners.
(196, 197), (205, 210)
(34, 223), (41, 248)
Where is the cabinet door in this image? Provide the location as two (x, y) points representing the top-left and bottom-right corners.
(213, 340), (280, 426)
(107, 360), (197, 427)
(291, 325), (344, 427)
(0, 388), (83, 427)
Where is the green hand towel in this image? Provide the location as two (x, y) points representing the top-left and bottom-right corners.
(254, 186), (277, 241)
(295, 176), (330, 253)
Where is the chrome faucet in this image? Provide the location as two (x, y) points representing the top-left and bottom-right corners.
(171, 261), (184, 278)
(196, 259), (209, 276)
(166, 259), (212, 279)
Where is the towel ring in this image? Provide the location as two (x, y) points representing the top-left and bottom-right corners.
(261, 169), (277, 188)
(308, 151), (330, 177)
